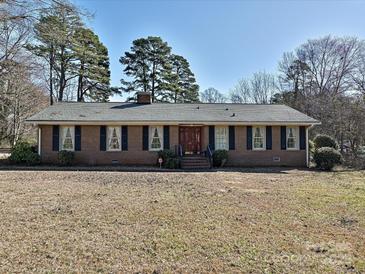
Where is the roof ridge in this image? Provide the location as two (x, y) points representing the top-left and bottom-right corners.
(54, 101), (286, 106)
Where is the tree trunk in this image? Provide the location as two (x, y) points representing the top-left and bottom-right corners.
(151, 62), (156, 103)
(49, 49), (54, 105)
(58, 46), (66, 102)
(77, 75), (82, 102)
(77, 62), (84, 102)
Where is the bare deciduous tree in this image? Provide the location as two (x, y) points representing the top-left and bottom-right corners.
(200, 87), (226, 103)
(0, 61), (47, 145)
(230, 71), (277, 104)
(277, 35), (365, 159)
(0, 0), (50, 146)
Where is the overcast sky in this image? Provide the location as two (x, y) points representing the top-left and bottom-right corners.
(74, 0), (365, 101)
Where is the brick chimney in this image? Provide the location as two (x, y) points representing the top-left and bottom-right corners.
(136, 92), (152, 104)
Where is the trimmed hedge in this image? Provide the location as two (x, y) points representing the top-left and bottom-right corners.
(9, 142), (40, 165)
(212, 149), (228, 167)
(313, 135), (338, 150)
(313, 147), (342, 171)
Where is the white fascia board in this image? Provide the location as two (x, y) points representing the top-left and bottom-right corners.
(26, 120), (321, 126)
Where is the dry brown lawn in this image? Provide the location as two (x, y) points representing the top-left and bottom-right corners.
(0, 168), (364, 273)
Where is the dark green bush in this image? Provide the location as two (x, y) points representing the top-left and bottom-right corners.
(157, 149), (176, 161)
(157, 149), (179, 169)
(58, 150), (75, 166)
(313, 147), (342, 171)
(165, 158), (180, 169)
(212, 149), (228, 167)
(9, 142), (40, 165)
(313, 135), (338, 150)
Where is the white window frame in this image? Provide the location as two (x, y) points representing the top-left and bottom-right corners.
(107, 126), (121, 151)
(252, 126), (266, 151)
(215, 126), (228, 150)
(59, 126), (75, 151)
(287, 126), (299, 150)
(149, 126), (163, 151)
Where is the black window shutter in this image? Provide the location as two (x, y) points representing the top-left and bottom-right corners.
(299, 126), (306, 150)
(266, 126), (272, 150)
(209, 126), (215, 150)
(247, 126), (252, 150)
(163, 126), (170, 150)
(75, 126), (81, 151)
(142, 126), (149, 151)
(100, 126), (106, 151)
(281, 126), (287, 150)
(52, 125), (59, 151)
(122, 126), (128, 151)
(229, 126), (235, 150)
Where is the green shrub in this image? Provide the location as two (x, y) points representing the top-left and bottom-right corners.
(9, 142), (40, 165)
(313, 135), (338, 150)
(165, 158), (180, 169)
(157, 149), (176, 161)
(58, 150), (75, 166)
(212, 149), (228, 167)
(157, 149), (179, 169)
(313, 147), (342, 171)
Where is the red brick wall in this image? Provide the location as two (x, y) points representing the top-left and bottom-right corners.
(40, 125), (179, 165)
(227, 126), (306, 167)
(40, 125), (307, 167)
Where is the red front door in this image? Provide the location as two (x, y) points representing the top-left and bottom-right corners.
(179, 127), (201, 154)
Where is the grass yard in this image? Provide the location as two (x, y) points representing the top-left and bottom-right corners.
(0, 168), (364, 273)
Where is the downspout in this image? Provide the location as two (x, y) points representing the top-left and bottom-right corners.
(306, 126), (309, 168)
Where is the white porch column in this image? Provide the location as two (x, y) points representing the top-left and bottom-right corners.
(306, 126), (309, 168)
(38, 127), (41, 156)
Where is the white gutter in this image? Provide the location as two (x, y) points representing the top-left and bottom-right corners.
(27, 120), (321, 126)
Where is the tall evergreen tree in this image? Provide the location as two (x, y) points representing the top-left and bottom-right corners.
(120, 36), (171, 102)
(168, 54), (199, 103)
(29, 3), (82, 103)
(72, 27), (111, 102)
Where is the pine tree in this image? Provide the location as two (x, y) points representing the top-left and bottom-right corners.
(120, 36), (172, 102)
(120, 36), (200, 103)
(72, 27), (111, 102)
(29, 3), (114, 103)
(29, 3), (82, 103)
(168, 54), (199, 103)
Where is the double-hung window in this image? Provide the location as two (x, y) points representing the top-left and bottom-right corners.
(215, 126), (228, 150)
(60, 126), (75, 151)
(287, 126), (299, 150)
(253, 126), (266, 150)
(107, 126), (121, 151)
(149, 126), (163, 151)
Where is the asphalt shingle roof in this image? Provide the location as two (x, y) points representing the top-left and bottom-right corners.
(27, 102), (319, 125)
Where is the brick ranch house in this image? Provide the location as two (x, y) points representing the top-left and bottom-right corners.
(27, 92), (319, 168)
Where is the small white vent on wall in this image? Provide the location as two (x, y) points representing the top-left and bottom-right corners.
(273, 156), (281, 162)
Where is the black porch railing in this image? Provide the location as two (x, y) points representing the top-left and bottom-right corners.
(206, 144), (213, 168)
